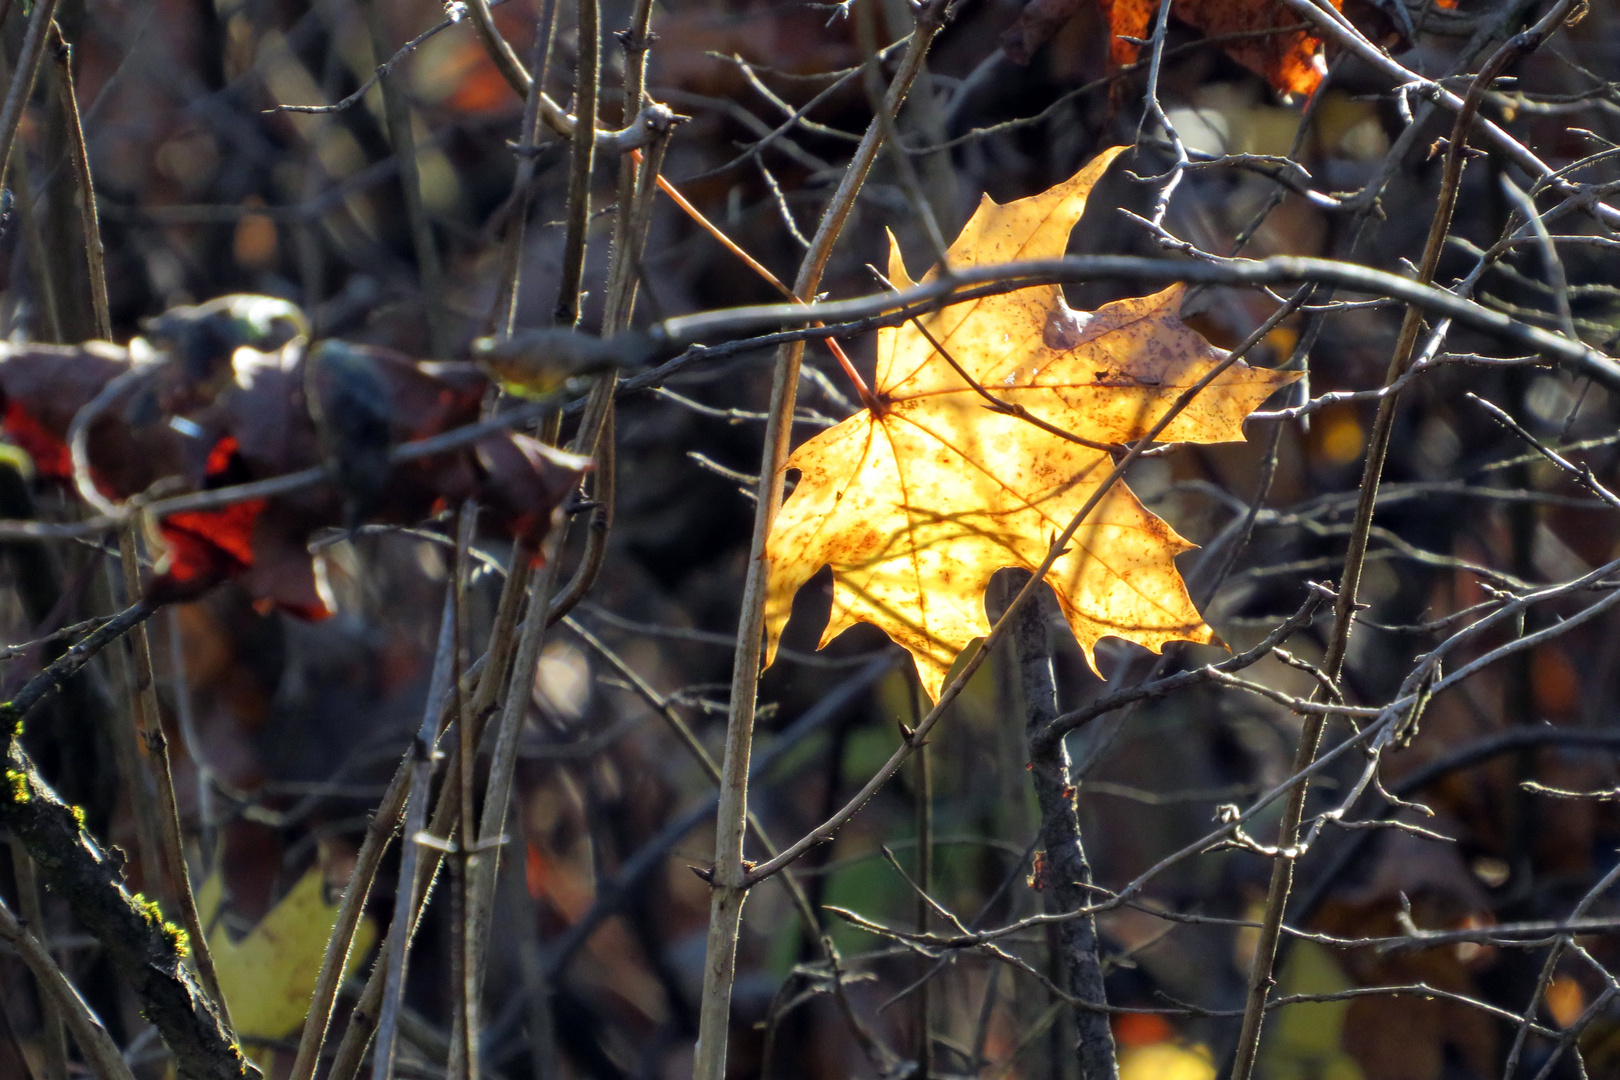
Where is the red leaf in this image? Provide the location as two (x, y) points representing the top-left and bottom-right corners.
(2, 401), (74, 480)
(152, 436), (267, 599)
(158, 501), (266, 583)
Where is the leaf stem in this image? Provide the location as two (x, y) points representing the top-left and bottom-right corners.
(639, 149), (881, 411)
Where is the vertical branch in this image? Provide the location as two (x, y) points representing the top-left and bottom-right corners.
(504, 819), (558, 1080)
(316, 546), (540, 1080)
(692, 6), (950, 1078)
(910, 680), (934, 1079)
(117, 525), (232, 1031)
(1226, 7), (1576, 1078)
(553, 0), (598, 327)
(1011, 575), (1116, 1080)
(285, 753), (409, 1080)
(0, 0), (61, 191)
(876, 0), (957, 232)
(358, 0), (450, 355)
(448, 510), (479, 1080)
(491, 15), (560, 340)
(468, 535), (567, 952)
(289, 536), (544, 1080)
(548, 121), (674, 623)
(166, 610), (216, 870)
(0, 0), (67, 343)
(9, 154), (64, 343)
(600, 0), (656, 331)
(370, 590), (458, 1080)
(9, 838), (68, 1080)
(91, 562), (167, 897)
(544, 0), (668, 625)
(47, 27), (109, 341)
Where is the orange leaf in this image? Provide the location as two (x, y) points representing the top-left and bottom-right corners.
(1102, 0), (1336, 97)
(1114, 1012), (1173, 1047)
(763, 147), (1296, 700)
(1548, 975), (1586, 1029)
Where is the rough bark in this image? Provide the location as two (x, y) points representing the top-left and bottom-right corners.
(0, 739), (256, 1080)
(1011, 573), (1117, 1080)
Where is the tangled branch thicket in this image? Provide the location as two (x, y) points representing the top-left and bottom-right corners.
(0, 0), (1618, 1078)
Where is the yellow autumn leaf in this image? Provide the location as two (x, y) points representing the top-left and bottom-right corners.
(762, 146), (1297, 699)
(1119, 1041), (1217, 1080)
(197, 864), (376, 1067)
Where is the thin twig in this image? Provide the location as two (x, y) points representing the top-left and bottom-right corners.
(2, 600), (156, 725)
(284, 757), (410, 1080)
(358, 0), (449, 355)
(47, 27), (110, 341)
(649, 255), (1613, 380)
(489, 17), (556, 339)
(467, 530), (568, 994)
(552, 0), (598, 329)
(448, 510), (478, 1080)
(0, 0), (63, 190)
(370, 590), (458, 1080)
(320, 548), (540, 1080)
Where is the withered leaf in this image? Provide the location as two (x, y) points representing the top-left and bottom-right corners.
(0, 306), (589, 616)
(762, 147), (1296, 700)
(1099, 0), (1337, 97)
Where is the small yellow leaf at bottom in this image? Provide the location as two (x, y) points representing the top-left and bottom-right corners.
(1119, 1041), (1215, 1080)
(201, 865), (377, 1067)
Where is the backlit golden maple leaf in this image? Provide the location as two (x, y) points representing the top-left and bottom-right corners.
(762, 147), (1298, 700)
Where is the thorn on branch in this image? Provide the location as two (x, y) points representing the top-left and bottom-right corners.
(565, 496), (602, 515)
(614, 28), (658, 52)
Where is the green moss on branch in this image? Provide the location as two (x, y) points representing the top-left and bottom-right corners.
(0, 741), (256, 1080)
